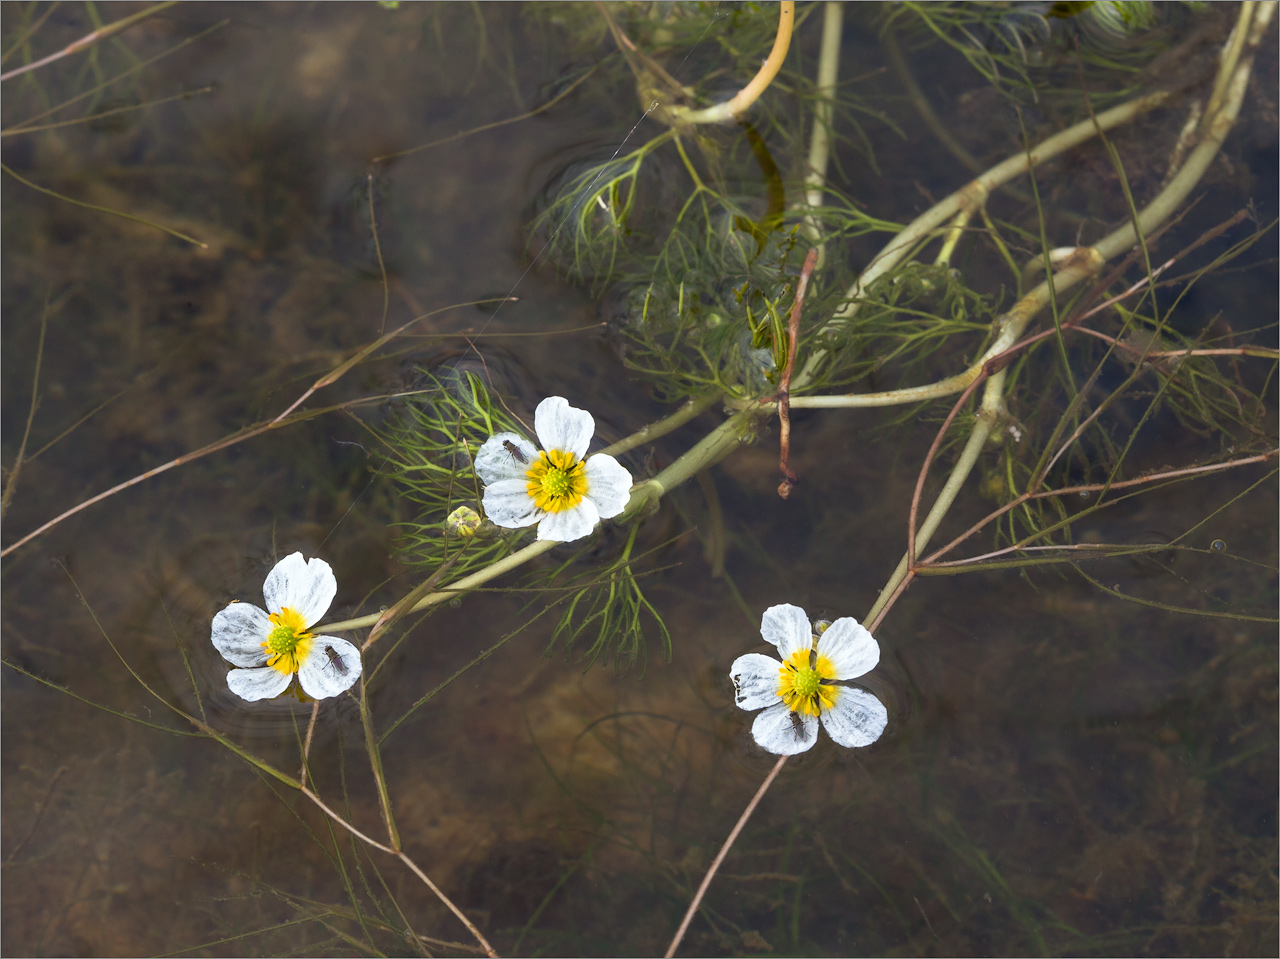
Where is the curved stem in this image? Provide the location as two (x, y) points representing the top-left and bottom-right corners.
(1, 161), (207, 248)
(667, 2), (794, 125)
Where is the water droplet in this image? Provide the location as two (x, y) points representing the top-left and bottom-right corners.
(1079, 490), (1092, 500)
(449, 598), (462, 608)
(1210, 539), (1226, 553)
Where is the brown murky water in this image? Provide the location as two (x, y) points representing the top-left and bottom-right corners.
(3, 4), (1276, 957)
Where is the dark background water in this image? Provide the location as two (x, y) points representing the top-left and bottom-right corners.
(2, 4), (1276, 956)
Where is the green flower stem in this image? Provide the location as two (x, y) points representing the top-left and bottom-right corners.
(617, 407), (763, 523)
(598, 391), (721, 457)
(791, 87), (1171, 392)
(319, 539), (558, 632)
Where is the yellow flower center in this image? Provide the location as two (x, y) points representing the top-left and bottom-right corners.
(777, 647), (839, 717)
(262, 606), (313, 675)
(525, 449), (588, 513)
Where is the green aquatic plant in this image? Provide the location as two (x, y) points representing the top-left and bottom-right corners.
(2, 2), (1276, 956)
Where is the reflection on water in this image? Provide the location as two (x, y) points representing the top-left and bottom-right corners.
(2, 3), (1276, 957)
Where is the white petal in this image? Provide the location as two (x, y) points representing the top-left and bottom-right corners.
(226, 666), (293, 703)
(583, 454), (633, 519)
(760, 603), (814, 658)
(729, 653), (784, 711)
(211, 603), (271, 667)
(474, 432), (536, 485)
(262, 553), (336, 626)
(482, 479), (540, 528)
(817, 617), (880, 680)
(536, 498), (599, 542)
(821, 686), (888, 748)
(751, 703), (818, 755)
(297, 636), (362, 700)
(534, 396), (593, 459)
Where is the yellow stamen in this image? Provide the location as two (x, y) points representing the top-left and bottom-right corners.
(777, 648), (839, 717)
(525, 449), (588, 513)
(262, 606), (314, 675)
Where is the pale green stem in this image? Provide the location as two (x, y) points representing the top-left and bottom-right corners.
(1202, 1), (1255, 124)
(599, 391), (721, 457)
(1088, 1), (1273, 266)
(617, 408), (762, 523)
(934, 206), (973, 267)
(320, 539), (557, 632)
(800, 1), (843, 265)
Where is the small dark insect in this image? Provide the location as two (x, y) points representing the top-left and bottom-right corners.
(788, 711), (806, 741)
(323, 646), (349, 676)
(503, 439), (528, 464)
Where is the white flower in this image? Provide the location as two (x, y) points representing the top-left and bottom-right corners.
(729, 603), (888, 756)
(473, 396), (634, 543)
(211, 552), (362, 702)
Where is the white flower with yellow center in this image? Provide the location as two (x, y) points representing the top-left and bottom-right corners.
(474, 396), (634, 543)
(210, 552), (362, 702)
(729, 603), (888, 756)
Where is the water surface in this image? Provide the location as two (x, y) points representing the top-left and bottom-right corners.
(2, 4), (1276, 956)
